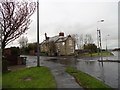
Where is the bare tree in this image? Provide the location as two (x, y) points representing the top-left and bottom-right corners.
(79, 34), (84, 49)
(0, 0), (36, 49)
(72, 34), (84, 49)
(84, 34), (88, 45)
(18, 36), (28, 48)
(84, 34), (93, 45)
(0, 0), (36, 72)
(71, 34), (79, 49)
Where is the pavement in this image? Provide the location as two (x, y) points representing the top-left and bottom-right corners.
(41, 57), (84, 89)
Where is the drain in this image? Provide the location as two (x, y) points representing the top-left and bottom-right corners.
(23, 77), (32, 81)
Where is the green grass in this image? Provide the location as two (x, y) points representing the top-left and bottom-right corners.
(65, 66), (113, 89)
(2, 66), (56, 88)
(0, 75), (2, 88)
(81, 51), (114, 57)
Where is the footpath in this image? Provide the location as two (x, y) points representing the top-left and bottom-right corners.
(42, 57), (84, 89)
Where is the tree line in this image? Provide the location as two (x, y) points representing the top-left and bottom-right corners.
(72, 34), (98, 53)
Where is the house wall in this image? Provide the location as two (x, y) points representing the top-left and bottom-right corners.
(56, 42), (66, 55)
(65, 37), (75, 55)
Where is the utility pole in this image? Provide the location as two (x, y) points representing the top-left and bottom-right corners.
(97, 19), (104, 61)
(97, 29), (100, 56)
(37, 0), (40, 67)
(97, 30), (103, 60)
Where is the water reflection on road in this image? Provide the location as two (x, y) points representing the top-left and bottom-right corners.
(21, 51), (119, 88)
(76, 59), (118, 88)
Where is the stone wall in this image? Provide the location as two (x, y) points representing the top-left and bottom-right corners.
(65, 37), (75, 55)
(56, 42), (66, 55)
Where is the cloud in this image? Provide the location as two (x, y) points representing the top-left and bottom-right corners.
(7, 0), (118, 49)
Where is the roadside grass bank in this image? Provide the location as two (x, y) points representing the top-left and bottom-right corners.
(3, 66), (56, 88)
(0, 76), (1, 88)
(80, 51), (114, 57)
(65, 66), (113, 89)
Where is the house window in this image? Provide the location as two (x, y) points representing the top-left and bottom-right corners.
(69, 40), (72, 46)
(71, 47), (74, 53)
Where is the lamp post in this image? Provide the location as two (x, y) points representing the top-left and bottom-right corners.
(37, 0), (40, 67)
(0, 24), (2, 49)
(97, 19), (104, 60)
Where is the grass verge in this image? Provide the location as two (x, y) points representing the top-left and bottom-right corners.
(81, 51), (114, 57)
(0, 75), (2, 89)
(65, 66), (113, 89)
(2, 66), (56, 88)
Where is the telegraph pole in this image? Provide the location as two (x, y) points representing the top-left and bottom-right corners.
(97, 19), (104, 61)
(97, 29), (100, 56)
(37, 0), (40, 67)
(98, 30), (103, 60)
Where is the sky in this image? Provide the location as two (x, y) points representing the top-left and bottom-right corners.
(7, 0), (119, 49)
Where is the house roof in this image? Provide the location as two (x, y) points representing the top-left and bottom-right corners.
(56, 37), (67, 42)
(41, 35), (68, 44)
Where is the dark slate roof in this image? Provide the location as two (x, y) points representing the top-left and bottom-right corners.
(56, 37), (67, 42)
(41, 35), (68, 44)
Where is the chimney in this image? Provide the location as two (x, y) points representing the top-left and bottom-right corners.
(68, 35), (71, 37)
(45, 33), (47, 40)
(59, 32), (64, 36)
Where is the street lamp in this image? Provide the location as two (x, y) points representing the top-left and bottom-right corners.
(97, 19), (104, 23)
(37, 0), (40, 67)
(97, 19), (104, 60)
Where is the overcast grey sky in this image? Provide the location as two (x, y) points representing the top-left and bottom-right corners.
(8, 0), (119, 49)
